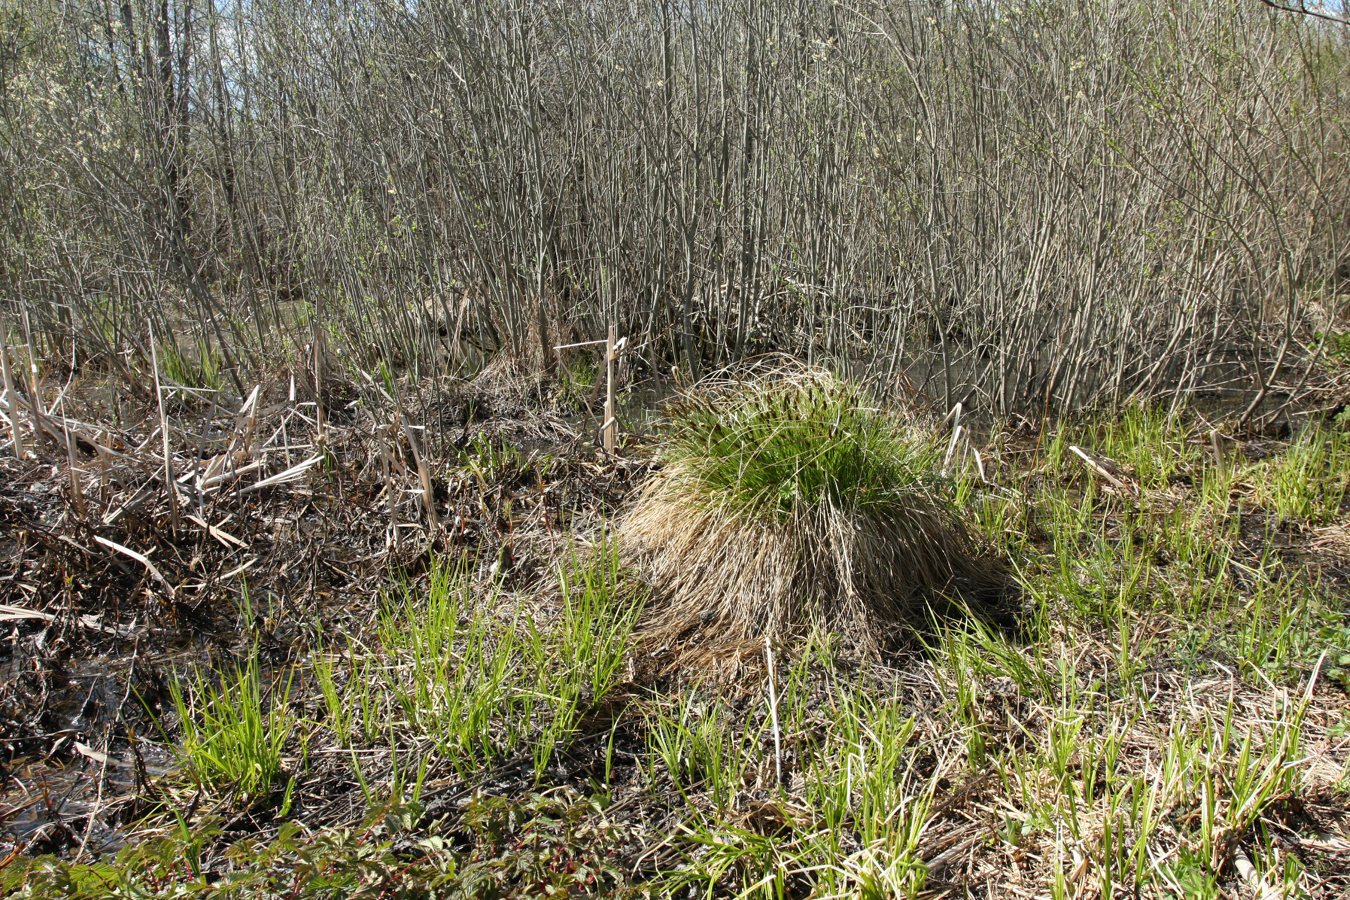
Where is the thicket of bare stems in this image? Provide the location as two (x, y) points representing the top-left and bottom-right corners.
(1, 0), (1347, 419)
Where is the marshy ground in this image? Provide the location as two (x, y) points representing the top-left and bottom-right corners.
(1, 368), (1348, 898)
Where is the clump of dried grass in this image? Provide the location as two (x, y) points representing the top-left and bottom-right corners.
(622, 364), (994, 663)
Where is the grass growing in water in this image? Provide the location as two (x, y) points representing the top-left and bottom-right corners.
(167, 652), (296, 808)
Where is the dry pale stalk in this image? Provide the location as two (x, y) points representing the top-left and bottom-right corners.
(94, 535), (174, 597)
(604, 324), (617, 454)
(0, 323), (23, 459)
(148, 323), (180, 532)
(401, 420), (440, 533)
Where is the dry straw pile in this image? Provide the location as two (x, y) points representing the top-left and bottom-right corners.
(622, 364), (994, 663)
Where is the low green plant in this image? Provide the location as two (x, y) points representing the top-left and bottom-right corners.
(658, 368), (940, 519)
(557, 354), (598, 410)
(1314, 329), (1350, 367)
(158, 338), (224, 392)
(373, 545), (641, 779)
(167, 652), (296, 807)
(1098, 402), (1198, 489)
(799, 686), (934, 897)
(1323, 623), (1350, 692)
(653, 825), (788, 899)
(556, 540), (645, 706)
(455, 791), (640, 897)
(646, 692), (763, 816)
(1251, 423), (1349, 523)
(535, 541), (645, 775)
(459, 432), (529, 487)
(376, 558), (540, 774)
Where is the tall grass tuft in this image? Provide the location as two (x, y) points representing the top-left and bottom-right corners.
(622, 363), (1000, 661)
(168, 653), (296, 807)
(1252, 423), (1349, 524)
(373, 545), (643, 779)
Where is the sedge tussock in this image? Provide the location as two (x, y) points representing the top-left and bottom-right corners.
(622, 363), (1000, 663)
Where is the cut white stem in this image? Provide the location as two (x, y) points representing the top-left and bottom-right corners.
(765, 634), (782, 789)
(148, 323), (179, 531)
(0, 324), (23, 459)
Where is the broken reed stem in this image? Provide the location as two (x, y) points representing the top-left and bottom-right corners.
(940, 402), (963, 477)
(0, 322), (23, 459)
(766, 634), (782, 788)
(148, 322), (180, 532)
(95, 535), (174, 597)
(604, 323), (617, 454)
(61, 399), (86, 518)
(401, 420), (440, 534)
(972, 445), (988, 484)
(942, 424), (964, 476)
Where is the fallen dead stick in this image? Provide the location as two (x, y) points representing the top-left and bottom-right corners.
(199, 459), (266, 491)
(1, 599), (134, 634)
(186, 514), (248, 549)
(93, 535), (175, 597)
(219, 557), (257, 581)
(237, 454), (323, 493)
(0, 604), (56, 622)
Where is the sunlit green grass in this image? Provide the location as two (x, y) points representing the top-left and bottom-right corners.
(157, 339), (225, 393)
(660, 370), (944, 519)
(1251, 424), (1350, 524)
(167, 652), (296, 808)
(316, 542), (643, 782)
